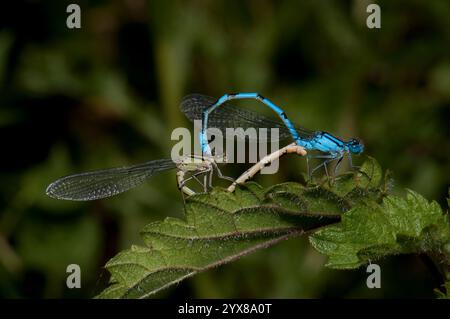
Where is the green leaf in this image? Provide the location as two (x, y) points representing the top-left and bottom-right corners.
(97, 183), (342, 298)
(96, 158), (388, 298)
(266, 157), (385, 214)
(310, 190), (450, 269)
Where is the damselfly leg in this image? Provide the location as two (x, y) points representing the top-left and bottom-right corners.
(211, 161), (235, 183)
(306, 154), (338, 180)
(348, 155), (371, 180)
(333, 156), (344, 175)
(176, 154), (232, 195)
(177, 168), (212, 193)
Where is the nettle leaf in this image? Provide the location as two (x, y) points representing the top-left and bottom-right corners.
(97, 185), (338, 298)
(97, 158), (385, 298)
(310, 190), (450, 269)
(98, 158), (404, 298)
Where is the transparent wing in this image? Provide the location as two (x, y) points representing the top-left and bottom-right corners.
(180, 94), (315, 141)
(46, 159), (177, 201)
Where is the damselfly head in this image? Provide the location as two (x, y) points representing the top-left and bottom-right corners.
(347, 138), (364, 154)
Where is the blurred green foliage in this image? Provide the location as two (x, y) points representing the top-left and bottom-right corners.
(0, 0), (449, 298)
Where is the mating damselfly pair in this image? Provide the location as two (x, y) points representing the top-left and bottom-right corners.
(46, 93), (364, 201)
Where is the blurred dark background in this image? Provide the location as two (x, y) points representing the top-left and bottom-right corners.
(0, 0), (449, 298)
